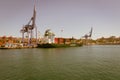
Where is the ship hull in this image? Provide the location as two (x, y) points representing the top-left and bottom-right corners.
(37, 43), (83, 48)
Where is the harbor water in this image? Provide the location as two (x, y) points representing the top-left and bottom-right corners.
(0, 45), (120, 80)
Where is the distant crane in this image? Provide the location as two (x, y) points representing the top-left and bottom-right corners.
(20, 0), (37, 46)
(83, 27), (93, 39)
(82, 27), (93, 45)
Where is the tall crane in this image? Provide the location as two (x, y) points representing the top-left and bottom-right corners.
(20, 0), (37, 46)
(82, 27), (93, 45)
(83, 27), (93, 39)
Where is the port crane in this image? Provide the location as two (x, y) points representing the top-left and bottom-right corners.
(82, 27), (93, 45)
(83, 27), (93, 39)
(20, 1), (37, 46)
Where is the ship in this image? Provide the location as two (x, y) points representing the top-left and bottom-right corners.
(37, 43), (83, 48)
(37, 29), (83, 48)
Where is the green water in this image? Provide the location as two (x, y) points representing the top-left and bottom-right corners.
(0, 45), (120, 80)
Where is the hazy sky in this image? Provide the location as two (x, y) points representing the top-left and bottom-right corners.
(0, 0), (120, 39)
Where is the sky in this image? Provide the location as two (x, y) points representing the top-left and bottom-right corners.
(0, 0), (120, 39)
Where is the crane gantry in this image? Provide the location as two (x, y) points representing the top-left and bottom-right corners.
(83, 27), (93, 39)
(20, 1), (37, 46)
(82, 27), (93, 45)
